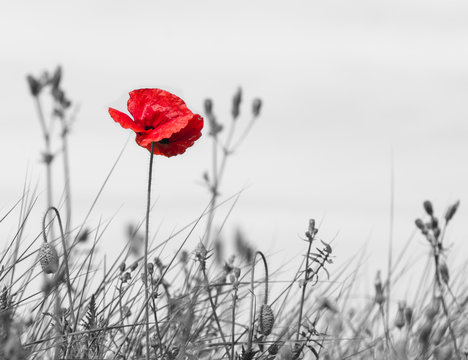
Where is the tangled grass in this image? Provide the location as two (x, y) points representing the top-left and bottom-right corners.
(0, 67), (466, 360)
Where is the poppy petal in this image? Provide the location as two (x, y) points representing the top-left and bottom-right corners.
(109, 108), (145, 132)
(127, 89), (191, 129)
(135, 113), (200, 147)
(136, 115), (203, 157)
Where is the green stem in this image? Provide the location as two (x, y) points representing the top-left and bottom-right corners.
(144, 142), (155, 360)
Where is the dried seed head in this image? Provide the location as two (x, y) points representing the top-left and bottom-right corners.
(119, 262), (126, 273)
(252, 98), (262, 117)
(404, 306), (413, 327)
(204, 99), (213, 115)
(423, 200), (434, 216)
(179, 250), (189, 265)
(148, 263), (154, 275)
(26, 75), (41, 97)
(232, 87), (242, 119)
(374, 271), (385, 305)
(259, 304), (275, 336)
(439, 260), (449, 285)
(418, 320), (433, 348)
(445, 200), (460, 223)
(268, 342), (280, 355)
(121, 272), (131, 283)
(415, 218), (427, 234)
(40, 242), (59, 274)
(394, 302), (406, 330)
(233, 267), (241, 279)
(78, 228), (90, 243)
(50, 65), (62, 90)
(130, 262), (138, 272)
(305, 219), (318, 239)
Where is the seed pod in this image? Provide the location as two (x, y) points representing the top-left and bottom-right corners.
(423, 200), (434, 216)
(394, 301), (406, 329)
(26, 75), (41, 96)
(374, 271), (385, 305)
(39, 242), (59, 274)
(445, 200), (460, 223)
(439, 261), (449, 285)
(231, 87), (242, 119)
(204, 99), (213, 115)
(50, 65), (62, 89)
(404, 306), (413, 328)
(252, 98), (262, 117)
(259, 304), (275, 336)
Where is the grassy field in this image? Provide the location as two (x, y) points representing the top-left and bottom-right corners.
(0, 67), (465, 360)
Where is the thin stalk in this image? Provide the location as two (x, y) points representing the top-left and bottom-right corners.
(205, 134), (218, 244)
(144, 142), (155, 360)
(386, 150), (394, 332)
(247, 251), (269, 352)
(200, 265), (231, 359)
(432, 249), (460, 359)
(61, 118), (72, 238)
(296, 238), (314, 341)
(150, 279), (164, 360)
(231, 284), (238, 360)
(35, 97), (54, 238)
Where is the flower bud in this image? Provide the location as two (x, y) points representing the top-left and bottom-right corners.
(423, 200), (434, 216)
(445, 200), (460, 223)
(204, 99), (213, 115)
(39, 242), (59, 274)
(415, 218), (427, 233)
(119, 262), (126, 273)
(252, 98), (262, 117)
(148, 263), (154, 276)
(231, 87), (242, 119)
(233, 267), (241, 279)
(439, 261), (449, 285)
(394, 301), (406, 329)
(404, 306), (413, 327)
(259, 304), (275, 336)
(374, 271), (385, 305)
(26, 75), (41, 97)
(130, 262), (138, 272)
(50, 65), (62, 89)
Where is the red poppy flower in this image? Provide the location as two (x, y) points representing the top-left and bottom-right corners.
(109, 89), (203, 157)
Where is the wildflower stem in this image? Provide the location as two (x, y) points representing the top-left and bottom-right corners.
(296, 236), (314, 342)
(247, 251), (269, 352)
(35, 97), (54, 238)
(144, 142), (155, 360)
(432, 248), (460, 359)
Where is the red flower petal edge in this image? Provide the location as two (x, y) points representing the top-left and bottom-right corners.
(109, 88), (203, 157)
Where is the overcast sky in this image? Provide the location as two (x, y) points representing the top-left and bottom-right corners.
(1, 1), (468, 285)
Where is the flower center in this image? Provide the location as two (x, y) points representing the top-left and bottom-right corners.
(158, 138), (170, 144)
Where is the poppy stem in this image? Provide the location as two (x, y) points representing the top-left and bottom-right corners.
(144, 142), (155, 360)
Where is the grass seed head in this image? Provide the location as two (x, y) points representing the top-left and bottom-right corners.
(259, 304), (275, 336)
(39, 242), (59, 274)
(445, 200), (460, 223)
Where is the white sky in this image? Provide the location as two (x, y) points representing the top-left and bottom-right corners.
(1, 0), (468, 291)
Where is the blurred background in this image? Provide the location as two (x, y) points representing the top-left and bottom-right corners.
(1, 0), (468, 290)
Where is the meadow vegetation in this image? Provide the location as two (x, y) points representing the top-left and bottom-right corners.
(0, 66), (464, 360)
